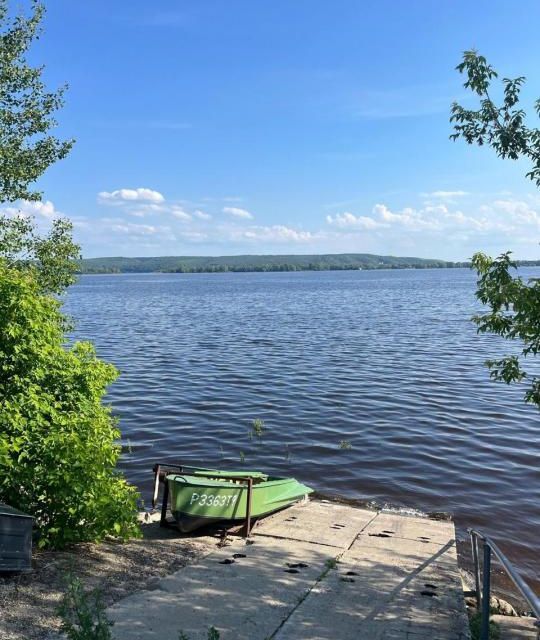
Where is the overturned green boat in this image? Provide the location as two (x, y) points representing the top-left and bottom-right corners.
(165, 468), (313, 533)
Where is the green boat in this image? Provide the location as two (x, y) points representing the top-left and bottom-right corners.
(164, 467), (313, 533)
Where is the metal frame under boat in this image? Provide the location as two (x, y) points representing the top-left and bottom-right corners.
(152, 462), (262, 537)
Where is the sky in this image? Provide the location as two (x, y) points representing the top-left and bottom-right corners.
(5, 0), (540, 260)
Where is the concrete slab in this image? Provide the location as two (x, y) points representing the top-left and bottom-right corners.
(492, 615), (539, 639)
(348, 531), (460, 573)
(254, 499), (377, 548)
(274, 520), (469, 640)
(108, 536), (338, 640)
(107, 502), (470, 640)
(361, 512), (456, 546)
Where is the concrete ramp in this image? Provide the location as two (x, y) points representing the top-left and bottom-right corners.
(107, 501), (470, 640)
(276, 511), (468, 640)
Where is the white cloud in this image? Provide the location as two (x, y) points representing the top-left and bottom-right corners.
(110, 223), (159, 235)
(79, 186), (540, 260)
(0, 200), (64, 230)
(491, 199), (540, 224)
(326, 212), (384, 230)
(1, 199), (60, 220)
(238, 225), (313, 242)
(325, 199), (521, 237)
(169, 206), (192, 221)
(98, 188), (165, 204)
(178, 230), (208, 241)
(223, 206), (254, 220)
(422, 190), (468, 199)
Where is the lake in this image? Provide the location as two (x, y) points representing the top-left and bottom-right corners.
(65, 268), (540, 586)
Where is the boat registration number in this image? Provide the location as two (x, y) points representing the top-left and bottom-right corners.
(189, 493), (238, 507)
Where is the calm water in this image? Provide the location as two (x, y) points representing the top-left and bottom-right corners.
(65, 269), (539, 585)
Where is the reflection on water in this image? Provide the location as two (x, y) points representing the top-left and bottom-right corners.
(65, 268), (540, 585)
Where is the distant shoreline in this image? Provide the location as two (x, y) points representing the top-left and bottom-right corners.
(79, 252), (468, 274)
(78, 253), (540, 275)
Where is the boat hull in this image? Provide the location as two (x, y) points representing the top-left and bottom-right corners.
(167, 473), (312, 533)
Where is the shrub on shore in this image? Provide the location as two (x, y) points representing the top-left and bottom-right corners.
(0, 261), (141, 548)
(0, 2), (140, 549)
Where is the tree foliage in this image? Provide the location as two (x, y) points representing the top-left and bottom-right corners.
(0, 214), (80, 293)
(0, 261), (141, 548)
(472, 252), (540, 407)
(451, 50), (540, 186)
(0, 1), (74, 202)
(0, 2), (139, 547)
(452, 51), (540, 409)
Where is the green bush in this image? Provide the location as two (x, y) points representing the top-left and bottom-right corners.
(0, 262), (140, 548)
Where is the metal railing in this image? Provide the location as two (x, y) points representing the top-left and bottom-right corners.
(469, 528), (540, 640)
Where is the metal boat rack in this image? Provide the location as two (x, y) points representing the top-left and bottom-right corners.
(469, 528), (540, 640)
(152, 462), (255, 537)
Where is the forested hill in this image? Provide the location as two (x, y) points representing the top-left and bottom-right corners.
(79, 253), (466, 274)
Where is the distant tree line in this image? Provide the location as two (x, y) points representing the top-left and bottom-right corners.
(79, 254), (478, 274)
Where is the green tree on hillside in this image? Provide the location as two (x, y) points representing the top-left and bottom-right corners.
(0, 1), (140, 547)
(451, 51), (540, 409)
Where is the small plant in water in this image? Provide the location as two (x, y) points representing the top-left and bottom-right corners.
(239, 451), (246, 463)
(57, 574), (112, 640)
(339, 440), (352, 450)
(251, 418), (265, 439)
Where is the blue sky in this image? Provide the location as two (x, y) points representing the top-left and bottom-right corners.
(7, 1), (540, 259)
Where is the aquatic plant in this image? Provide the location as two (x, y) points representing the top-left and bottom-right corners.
(251, 418), (265, 439)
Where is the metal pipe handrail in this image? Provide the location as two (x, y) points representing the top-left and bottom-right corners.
(468, 528), (540, 640)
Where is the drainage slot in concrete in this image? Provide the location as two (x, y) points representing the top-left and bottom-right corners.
(232, 553), (246, 559)
(284, 568), (299, 574)
(340, 577), (355, 583)
(219, 559), (235, 565)
(424, 583), (437, 589)
(287, 562), (309, 569)
(421, 590), (438, 597)
(368, 533), (392, 538)
(382, 530), (394, 534)
(345, 571), (358, 576)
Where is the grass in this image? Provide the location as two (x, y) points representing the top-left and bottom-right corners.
(57, 574), (112, 640)
(469, 612), (501, 640)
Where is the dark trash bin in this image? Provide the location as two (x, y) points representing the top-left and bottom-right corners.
(0, 503), (33, 573)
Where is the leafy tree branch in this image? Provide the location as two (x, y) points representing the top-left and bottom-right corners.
(452, 51), (540, 409)
(0, 0), (74, 202)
